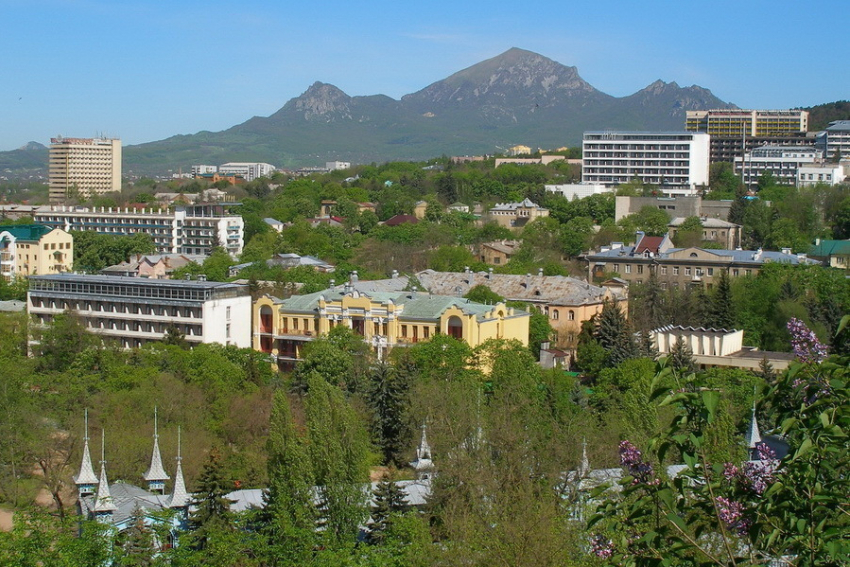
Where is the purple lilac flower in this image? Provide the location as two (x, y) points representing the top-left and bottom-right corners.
(619, 440), (655, 484)
(722, 462), (739, 481)
(715, 496), (750, 535)
(787, 318), (828, 364)
(741, 460), (775, 495)
(755, 442), (777, 462)
(590, 534), (614, 558)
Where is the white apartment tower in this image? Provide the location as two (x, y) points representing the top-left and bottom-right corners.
(49, 137), (122, 203)
(582, 131), (710, 190)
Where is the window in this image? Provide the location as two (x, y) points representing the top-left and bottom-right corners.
(660, 266), (667, 275)
(733, 269), (740, 276)
(401, 325), (408, 338)
(707, 268), (714, 276)
(624, 265), (631, 274)
(568, 310), (575, 321)
(424, 327), (430, 339)
(637, 265), (644, 274)
(613, 264), (619, 272)
(552, 309), (559, 320)
(685, 267), (691, 276)
(494, 257), (500, 264)
(673, 266), (679, 276)
(226, 306), (231, 320)
(226, 324), (231, 338)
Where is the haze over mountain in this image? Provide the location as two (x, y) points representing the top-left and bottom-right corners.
(4, 48), (735, 176)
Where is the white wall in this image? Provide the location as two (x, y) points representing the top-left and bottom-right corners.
(545, 183), (611, 200)
(202, 295), (252, 348)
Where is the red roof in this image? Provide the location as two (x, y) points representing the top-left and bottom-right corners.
(635, 236), (664, 254)
(384, 215), (419, 227)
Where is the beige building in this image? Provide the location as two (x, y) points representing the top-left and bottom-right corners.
(668, 217), (742, 249)
(254, 284), (529, 370)
(486, 199), (549, 229)
(49, 137), (122, 202)
(479, 240), (521, 266)
(415, 269), (626, 351)
(0, 224), (73, 281)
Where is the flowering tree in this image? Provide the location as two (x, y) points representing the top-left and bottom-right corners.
(589, 318), (849, 566)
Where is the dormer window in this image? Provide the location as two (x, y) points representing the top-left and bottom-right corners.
(689, 252), (698, 258)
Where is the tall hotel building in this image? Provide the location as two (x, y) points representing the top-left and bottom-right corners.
(49, 137), (122, 203)
(685, 110), (812, 162)
(582, 131), (710, 191)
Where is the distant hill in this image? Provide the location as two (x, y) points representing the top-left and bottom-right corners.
(4, 48), (738, 176)
(801, 101), (850, 131)
(0, 142), (47, 173)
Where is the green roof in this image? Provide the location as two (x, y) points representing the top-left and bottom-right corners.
(809, 240), (850, 257)
(0, 224), (55, 242)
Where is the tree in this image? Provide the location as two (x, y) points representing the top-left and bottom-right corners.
(667, 335), (696, 375)
(367, 472), (408, 545)
(368, 363), (412, 467)
(118, 506), (156, 567)
(707, 270), (735, 330)
(188, 446), (233, 549)
(672, 216), (705, 248)
(528, 306), (555, 358)
(36, 311), (99, 372)
(595, 299), (637, 367)
(463, 284), (504, 305)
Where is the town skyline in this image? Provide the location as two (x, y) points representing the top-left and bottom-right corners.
(2, 0), (848, 151)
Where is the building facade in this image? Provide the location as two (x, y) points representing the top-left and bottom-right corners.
(0, 224), (73, 281)
(823, 120), (850, 161)
(415, 269), (627, 350)
(217, 162), (275, 182)
(486, 198), (549, 228)
(586, 237), (819, 288)
(667, 217), (742, 249)
(545, 183), (611, 201)
(581, 131), (710, 190)
(49, 137), (122, 202)
(734, 146), (819, 188)
(33, 205), (244, 256)
(797, 163), (846, 187)
(478, 240), (521, 266)
(614, 195), (733, 222)
(254, 284), (529, 371)
(28, 274), (252, 349)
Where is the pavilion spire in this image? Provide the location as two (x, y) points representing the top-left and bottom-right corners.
(745, 402), (762, 460)
(74, 409), (98, 497)
(144, 407), (170, 493)
(410, 424), (434, 480)
(93, 430), (117, 516)
(578, 438), (590, 477)
(169, 426), (190, 509)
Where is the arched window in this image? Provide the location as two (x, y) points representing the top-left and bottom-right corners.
(568, 310), (575, 321)
(690, 252), (698, 258)
(552, 309), (559, 320)
(447, 316), (463, 339)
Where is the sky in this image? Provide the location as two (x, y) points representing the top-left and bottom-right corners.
(1, 0), (847, 151)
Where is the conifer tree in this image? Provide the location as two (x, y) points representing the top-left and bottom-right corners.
(595, 299), (637, 367)
(119, 506), (156, 567)
(667, 336), (696, 375)
(367, 472), (408, 545)
(263, 390), (316, 563)
(708, 270), (735, 329)
(368, 363), (412, 467)
(188, 446), (232, 549)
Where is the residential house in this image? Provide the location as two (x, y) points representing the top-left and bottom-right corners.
(100, 254), (206, 279)
(808, 239), (850, 269)
(0, 224), (73, 281)
(479, 240), (521, 266)
(667, 217), (742, 249)
(486, 199), (549, 229)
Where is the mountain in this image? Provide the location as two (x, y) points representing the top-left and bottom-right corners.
(3, 49), (735, 176)
(0, 141), (48, 174)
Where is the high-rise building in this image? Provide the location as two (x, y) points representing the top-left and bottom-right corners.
(823, 120), (850, 161)
(685, 110), (811, 162)
(48, 137), (122, 202)
(581, 131), (710, 190)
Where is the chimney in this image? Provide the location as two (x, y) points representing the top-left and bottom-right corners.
(538, 268), (543, 277)
(197, 274), (206, 282)
(184, 274), (192, 281)
(781, 247), (792, 255)
(487, 267), (493, 280)
(391, 269), (398, 279)
(329, 278), (335, 289)
(350, 270), (359, 284)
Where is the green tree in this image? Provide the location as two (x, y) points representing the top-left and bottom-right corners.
(707, 270), (735, 330)
(368, 363), (412, 467)
(672, 216), (705, 248)
(367, 472), (408, 545)
(118, 506), (156, 567)
(463, 284), (504, 305)
(188, 446), (233, 550)
(595, 299), (637, 367)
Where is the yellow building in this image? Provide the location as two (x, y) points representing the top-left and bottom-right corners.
(49, 136), (122, 202)
(0, 224), (73, 281)
(254, 285), (530, 370)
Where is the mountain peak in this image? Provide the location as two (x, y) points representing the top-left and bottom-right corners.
(286, 82), (353, 121)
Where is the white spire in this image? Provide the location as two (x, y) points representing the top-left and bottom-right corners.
(410, 424), (434, 480)
(144, 407), (170, 492)
(745, 402), (762, 450)
(74, 409), (98, 493)
(169, 426), (190, 509)
(578, 438), (590, 477)
(93, 431), (117, 514)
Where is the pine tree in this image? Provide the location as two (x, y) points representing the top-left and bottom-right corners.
(595, 299), (637, 367)
(636, 330), (659, 360)
(189, 446), (232, 549)
(668, 336), (696, 375)
(757, 356), (775, 382)
(367, 473), (408, 545)
(368, 363), (412, 467)
(707, 270), (735, 329)
(119, 506), (156, 567)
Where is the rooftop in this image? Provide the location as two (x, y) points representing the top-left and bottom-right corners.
(0, 224), (58, 241)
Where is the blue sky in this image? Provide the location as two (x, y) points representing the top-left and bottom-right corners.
(1, 0), (846, 151)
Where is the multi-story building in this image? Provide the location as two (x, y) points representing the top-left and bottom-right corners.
(254, 283), (530, 371)
(545, 183), (611, 201)
(685, 109), (811, 163)
(615, 195), (733, 222)
(581, 131), (710, 190)
(325, 161), (351, 171)
(33, 205), (244, 256)
(585, 234), (819, 288)
(486, 198), (549, 228)
(415, 268), (627, 351)
(191, 165), (218, 176)
(0, 224), (73, 281)
(48, 137), (122, 202)
(217, 162), (275, 182)
(797, 163), (846, 187)
(28, 274), (251, 349)
(734, 146), (819, 188)
(823, 120), (850, 161)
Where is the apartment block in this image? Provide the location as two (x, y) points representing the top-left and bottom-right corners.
(0, 224), (73, 281)
(582, 131), (710, 190)
(49, 137), (122, 202)
(217, 162), (275, 181)
(28, 274), (251, 349)
(734, 146), (819, 188)
(823, 120), (850, 161)
(33, 205), (244, 256)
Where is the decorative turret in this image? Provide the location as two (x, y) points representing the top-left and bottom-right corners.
(93, 431), (117, 521)
(74, 409), (98, 497)
(745, 402), (762, 460)
(169, 426), (190, 511)
(143, 407), (170, 494)
(409, 424), (434, 480)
